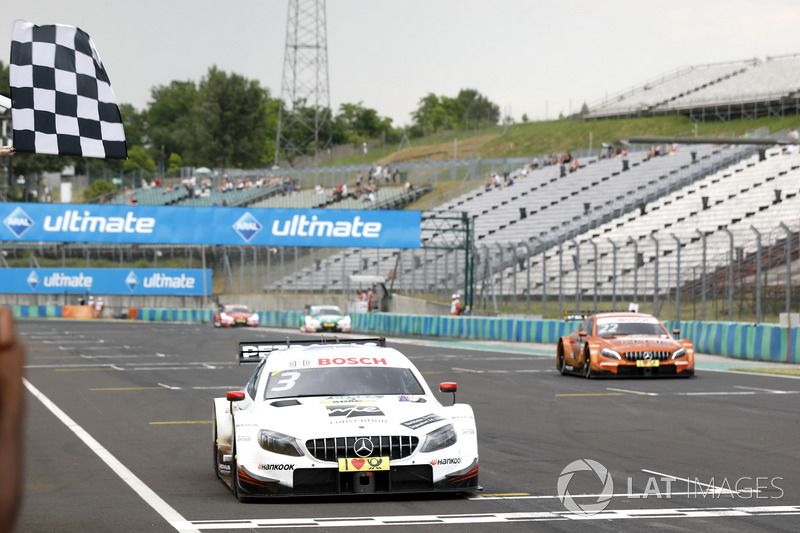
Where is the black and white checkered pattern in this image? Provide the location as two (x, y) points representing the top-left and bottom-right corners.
(9, 20), (127, 159)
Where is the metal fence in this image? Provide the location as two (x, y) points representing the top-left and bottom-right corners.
(2, 215), (798, 324)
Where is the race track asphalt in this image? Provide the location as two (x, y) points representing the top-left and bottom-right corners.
(13, 320), (800, 532)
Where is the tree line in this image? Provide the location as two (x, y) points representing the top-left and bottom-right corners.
(0, 62), (500, 188)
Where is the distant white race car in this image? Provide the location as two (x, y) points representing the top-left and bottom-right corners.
(212, 337), (480, 500)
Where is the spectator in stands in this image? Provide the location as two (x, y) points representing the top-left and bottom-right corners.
(493, 173), (502, 188)
(504, 173), (514, 186)
(403, 181), (414, 191)
(569, 158), (580, 173)
(363, 190), (376, 203)
(352, 186), (363, 199)
(530, 156), (539, 169)
(315, 184), (325, 195)
(392, 168), (400, 183)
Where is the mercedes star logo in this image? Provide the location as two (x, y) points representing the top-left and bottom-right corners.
(353, 437), (374, 457)
(643, 352), (652, 360)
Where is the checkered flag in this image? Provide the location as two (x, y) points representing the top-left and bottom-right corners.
(9, 20), (127, 159)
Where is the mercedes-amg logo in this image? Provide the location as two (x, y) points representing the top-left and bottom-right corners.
(353, 438), (374, 457)
(643, 352), (652, 360)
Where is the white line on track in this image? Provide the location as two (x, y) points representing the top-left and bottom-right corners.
(171, 505), (800, 529)
(23, 378), (198, 533)
(606, 387), (659, 396)
(640, 469), (743, 496)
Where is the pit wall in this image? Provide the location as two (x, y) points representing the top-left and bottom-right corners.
(7, 305), (798, 365)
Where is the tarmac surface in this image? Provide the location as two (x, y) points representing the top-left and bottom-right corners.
(13, 319), (800, 532)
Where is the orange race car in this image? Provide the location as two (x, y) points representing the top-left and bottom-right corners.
(557, 312), (694, 378)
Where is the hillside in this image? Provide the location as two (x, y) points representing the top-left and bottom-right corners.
(360, 115), (800, 166)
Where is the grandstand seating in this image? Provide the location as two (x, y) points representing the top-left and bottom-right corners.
(586, 54), (800, 119)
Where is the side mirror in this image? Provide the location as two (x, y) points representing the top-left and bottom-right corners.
(578, 331), (588, 338)
(226, 391), (246, 402)
(672, 329), (681, 336)
(439, 382), (457, 405)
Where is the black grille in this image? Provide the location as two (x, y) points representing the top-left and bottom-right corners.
(624, 350), (672, 361)
(306, 436), (418, 462)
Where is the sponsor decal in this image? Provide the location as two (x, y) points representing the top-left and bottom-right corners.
(326, 405), (385, 418)
(4, 207), (34, 238)
(258, 464), (295, 471)
(125, 270), (139, 292)
(219, 464), (231, 474)
(26, 271), (39, 291)
(37, 271), (94, 289)
(233, 212), (263, 242)
(141, 273), (196, 289)
(597, 316), (659, 325)
(318, 357), (387, 366)
(338, 457), (389, 472)
(271, 214), (381, 239)
(430, 458), (462, 466)
(321, 395), (381, 404)
(402, 413), (445, 430)
(398, 395), (426, 403)
(42, 209), (155, 234)
(289, 359), (311, 368)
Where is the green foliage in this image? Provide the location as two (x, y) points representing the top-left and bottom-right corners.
(411, 89), (499, 134)
(83, 179), (117, 202)
(167, 152), (183, 173)
(123, 145), (157, 172)
(184, 66), (272, 168)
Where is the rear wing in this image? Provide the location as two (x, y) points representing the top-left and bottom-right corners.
(237, 336), (386, 364)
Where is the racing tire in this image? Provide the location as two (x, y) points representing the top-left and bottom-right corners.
(557, 348), (568, 375)
(582, 350), (593, 379)
(213, 423), (220, 479)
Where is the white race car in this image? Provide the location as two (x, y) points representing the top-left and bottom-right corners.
(212, 337), (480, 500)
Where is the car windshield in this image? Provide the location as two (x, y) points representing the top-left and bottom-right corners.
(311, 306), (343, 316)
(226, 306), (250, 313)
(596, 320), (666, 337)
(264, 367), (425, 400)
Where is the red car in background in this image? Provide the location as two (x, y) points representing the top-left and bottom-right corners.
(214, 304), (259, 328)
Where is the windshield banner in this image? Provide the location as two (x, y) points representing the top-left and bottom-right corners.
(0, 203), (421, 248)
(0, 268), (212, 295)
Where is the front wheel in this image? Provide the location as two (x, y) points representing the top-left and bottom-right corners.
(582, 350), (593, 379)
(557, 348), (568, 375)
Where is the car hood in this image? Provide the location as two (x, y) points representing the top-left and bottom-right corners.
(598, 335), (683, 351)
(249, 395), (445, 437)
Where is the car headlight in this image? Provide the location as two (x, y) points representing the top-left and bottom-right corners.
(671, 347), (686, 359)
(338, 316), (351, 326)
(247, 315), (259, 324)
(257, 429), (303, 457)
(419, 424), (457, 453)
(305, 316), (319, 325)
(220, 313), (232, 322)
(601, 348), (622, 360)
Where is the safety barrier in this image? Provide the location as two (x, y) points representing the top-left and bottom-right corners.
(6, 305), (798, 364)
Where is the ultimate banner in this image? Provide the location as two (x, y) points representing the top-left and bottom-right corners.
(0, 268), (212, 295)
(0, 204), (421, 248)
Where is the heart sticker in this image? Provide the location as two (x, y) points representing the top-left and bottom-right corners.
(351, 459), (365, 470)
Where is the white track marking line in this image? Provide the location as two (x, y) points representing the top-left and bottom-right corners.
(172, 505), (800, 529)
(734, 385), (797, 394)
(640, 469), (743, 496)
(606, 387), (659, 396)
(23, 378), (198, 533)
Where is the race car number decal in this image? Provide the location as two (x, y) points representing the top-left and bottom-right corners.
(267, 371), (301, 392)
(338, 457), (390, 472)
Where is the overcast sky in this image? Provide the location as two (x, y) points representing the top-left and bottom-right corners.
(3, 0), (800, 126)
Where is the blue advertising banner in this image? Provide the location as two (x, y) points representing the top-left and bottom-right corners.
(0, 203), (421, 248)
(0, 268), (212, 296)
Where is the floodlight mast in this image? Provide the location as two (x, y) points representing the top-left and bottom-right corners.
(275, 0), (332, 167)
